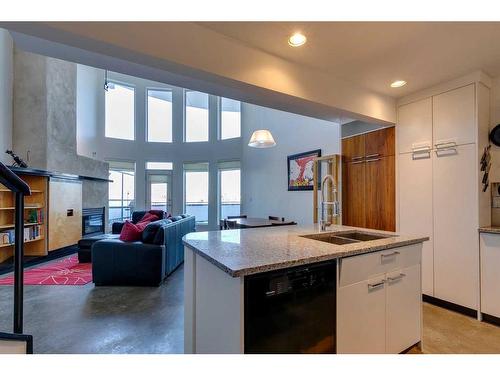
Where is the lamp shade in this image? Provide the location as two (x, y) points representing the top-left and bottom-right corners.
(248, 129), (276, 148)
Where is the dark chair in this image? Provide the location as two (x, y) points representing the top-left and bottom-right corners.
(268, 216), (284, 221)
(227, 215), (247, 219)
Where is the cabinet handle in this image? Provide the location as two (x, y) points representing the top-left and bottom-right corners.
(412, 145), (431, 153)
(351, 160), (364, 164)
(387, 273), (406, 282)
(368, 280), (385, 290)
(435, 141), (457, 150)
(352, 156), (364, 161)
(381, 251), (400, 258)
(365, 153), (380, 158)
(366, 158), (381, 163)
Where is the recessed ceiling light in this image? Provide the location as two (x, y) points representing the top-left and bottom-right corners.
(288, 33), (307, 47)
(390, 80), (407, 88)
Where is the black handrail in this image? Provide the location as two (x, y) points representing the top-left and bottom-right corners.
(0, 161), (31, 335)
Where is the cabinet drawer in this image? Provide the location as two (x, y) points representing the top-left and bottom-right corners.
(339, 244), (422, 287)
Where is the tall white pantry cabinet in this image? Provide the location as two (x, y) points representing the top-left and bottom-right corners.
(397, 76), (491, 311)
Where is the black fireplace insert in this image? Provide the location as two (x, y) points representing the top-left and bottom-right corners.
(82, 207), (105, 237)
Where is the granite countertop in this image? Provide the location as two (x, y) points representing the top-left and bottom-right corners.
(183, 224), (429, 277)
(479, 227), (500, 234)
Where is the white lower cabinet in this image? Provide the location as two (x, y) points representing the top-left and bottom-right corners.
(480, 233), (500, 318)
(386, 265), (422, 353)
(337, 247), (422, 354)
(337, 275), (387, 354)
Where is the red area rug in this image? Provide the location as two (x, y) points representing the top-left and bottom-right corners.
(0, 255), (92, 286)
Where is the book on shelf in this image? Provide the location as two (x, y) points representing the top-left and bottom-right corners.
(0, 224), (43, 246)
(27, 208), (44, 224)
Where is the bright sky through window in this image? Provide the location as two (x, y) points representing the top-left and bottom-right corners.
(221, 97), (241, 139)
(105, 83), (135, 140)
(185, 90), (209, 142)
(147, 89), (173, 142)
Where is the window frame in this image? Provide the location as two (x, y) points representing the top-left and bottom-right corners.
(183, 161), (210, 224)
(184, 89), (210, 143)
(217, 160), (241, 221)
(107, 159), (136, 227)
(146, 87), (174, 143)
(104, 80), (136, 141)
(218, 96), (242, 140)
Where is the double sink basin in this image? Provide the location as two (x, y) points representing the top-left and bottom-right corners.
(301, 230), (394, 245)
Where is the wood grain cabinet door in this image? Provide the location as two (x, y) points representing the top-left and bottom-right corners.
(365, 127), (395, 158)
(342, 160), (366, 228)
(364, 156), (395, 231)
(48, 179), (82, 251)
(342, 134), (365, 162)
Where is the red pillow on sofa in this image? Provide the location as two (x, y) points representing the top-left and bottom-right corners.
(137, 212), (159, 225)
(119, 221), (143, 242)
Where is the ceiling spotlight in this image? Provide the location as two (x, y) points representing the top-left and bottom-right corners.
(390, 80), (407, 88)
(288, 33), (307, 47)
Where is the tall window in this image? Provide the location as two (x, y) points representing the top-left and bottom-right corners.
(147, 89), (173, 142)
(105, 82), (135, 140)
(108, 161), (135, 226)
(220, 97), (241, 140)
(184, 162), (209, 223)
(218, 161), (241, 219)
(185, 90), (209, 142)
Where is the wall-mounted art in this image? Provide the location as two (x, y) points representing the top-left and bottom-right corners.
(287, 149), (321, 191)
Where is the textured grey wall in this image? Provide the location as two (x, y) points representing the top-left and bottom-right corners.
(12, 49), (109, 217)
(0, 29), (13, 165)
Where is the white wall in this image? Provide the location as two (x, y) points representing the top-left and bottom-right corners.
(241, 104), (340, 225)
(0, 29), (13, 164)
(76, 64), (102, 158)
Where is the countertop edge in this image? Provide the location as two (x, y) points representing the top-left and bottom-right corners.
(183, 236), (429, 278)
(479, 227), (500, 234)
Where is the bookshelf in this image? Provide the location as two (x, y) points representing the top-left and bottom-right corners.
(0, 175), (48, 262)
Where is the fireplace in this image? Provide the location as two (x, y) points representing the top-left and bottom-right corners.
(82, 207), (105, 237)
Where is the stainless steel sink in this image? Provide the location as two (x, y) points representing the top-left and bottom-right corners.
(301, 230), (393, 245)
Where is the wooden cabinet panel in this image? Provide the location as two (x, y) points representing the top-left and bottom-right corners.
(342, 134), (365, 162)
(433, 144), (478, 309)
(398, 152), (434, 296)
(386, 264), (422, 353)
(48, 179), (82, 251)
(397, 98), (433, 154)
(433, 84), (475, 146)
(342, 161), (366, 228)
(365, 127), (395, 158)
(365, 156), (395, 231)
(337, 275), (387, 354)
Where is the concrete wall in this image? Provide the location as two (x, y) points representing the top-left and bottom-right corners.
(241, 104), (340, 225)
(12, 49), (109, 216)
(0, 29), (13, 165)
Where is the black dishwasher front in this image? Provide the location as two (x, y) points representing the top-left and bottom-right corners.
(244, 261), (336, 354)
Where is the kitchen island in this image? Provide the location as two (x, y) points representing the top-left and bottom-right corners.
(183, 225), (428, 354)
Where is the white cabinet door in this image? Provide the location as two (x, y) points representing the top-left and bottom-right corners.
(433, 84), (475, 147)
(386, 265), (422, 353)
(337, 275), (386, 354)
(398, 152), (434, 296)
(433, 143), (479, 309)
(480, 233), (500, 318)
(397, 97), (433, 154)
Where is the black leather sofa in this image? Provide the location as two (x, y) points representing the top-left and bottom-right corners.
(92, 214), (195, 286)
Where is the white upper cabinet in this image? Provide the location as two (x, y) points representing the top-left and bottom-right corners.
(432, 84), (475, 147)
(397, 97), (432, 154)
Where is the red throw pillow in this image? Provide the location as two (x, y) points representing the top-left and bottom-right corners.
(138, 212), (159, 225)
(119, 221), (143, 242)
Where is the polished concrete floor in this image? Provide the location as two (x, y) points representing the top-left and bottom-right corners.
(0, 263), (184, 354)
(1, 257), (500, 354)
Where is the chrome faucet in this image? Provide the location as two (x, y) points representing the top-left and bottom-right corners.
(320, 174), (339, 231)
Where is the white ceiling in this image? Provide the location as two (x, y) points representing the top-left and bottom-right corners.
(199, 22), (500, 98)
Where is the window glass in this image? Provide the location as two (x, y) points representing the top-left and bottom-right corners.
(220, 97), (241, 140)
(185, 91), (209, 142)
(146, 162), (173, 170)
(147, 89), (173, 142)
(218, 161), (241, 219)
(184, 162), (209, 223)
(105, 82), (135, 140)
(108, 161), (135, 226)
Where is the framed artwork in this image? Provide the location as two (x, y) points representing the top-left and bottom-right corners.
(287, 149), (321, 191)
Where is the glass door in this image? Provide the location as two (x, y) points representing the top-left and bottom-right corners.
(146, 171), (172, 214)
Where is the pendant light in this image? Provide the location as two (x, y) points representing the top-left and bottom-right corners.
(248, 130), (276, 148)
(248, 109), (276, 148)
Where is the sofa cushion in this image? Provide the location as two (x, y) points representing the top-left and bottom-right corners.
(119, 221), (143, 242)
(152, 219), (173, 245)
(171, 215), (183, 222)
(137, 212), (160, 225)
